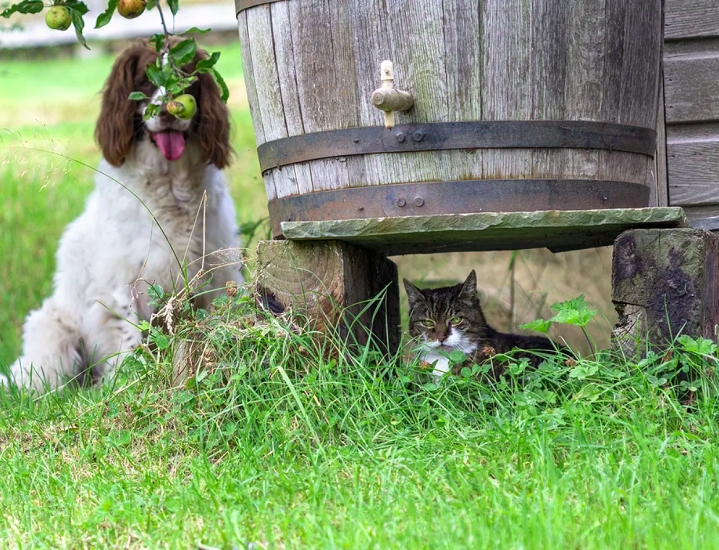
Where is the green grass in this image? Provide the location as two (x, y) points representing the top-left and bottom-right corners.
(2, 293), (719, 549)
(3, 41), (719, 550)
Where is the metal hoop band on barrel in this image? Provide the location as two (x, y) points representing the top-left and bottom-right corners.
(256, 121), (657, 173)
(236, 0), (283, 15)
(267, 179), (651, 238)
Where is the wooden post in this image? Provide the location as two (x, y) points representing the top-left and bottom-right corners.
(255, 240), (401, 355)
(612, 228), (719, 355)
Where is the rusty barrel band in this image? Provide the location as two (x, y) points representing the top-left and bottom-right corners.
(267, 179), (650, 237)
(236, 0), (283, 15)
(257, 121), (657, 173)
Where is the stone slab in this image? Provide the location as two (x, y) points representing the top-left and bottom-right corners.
(281, 207), (688, 255)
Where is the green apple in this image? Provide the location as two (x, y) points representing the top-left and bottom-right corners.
(45, 5), (71, 31)
(166, 94), (197, 121)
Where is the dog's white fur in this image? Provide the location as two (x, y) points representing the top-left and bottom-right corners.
(1, 41), (242, 393)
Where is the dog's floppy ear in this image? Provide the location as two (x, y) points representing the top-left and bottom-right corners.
(197, 70), (232, 169)
(95, 42), (147, 166)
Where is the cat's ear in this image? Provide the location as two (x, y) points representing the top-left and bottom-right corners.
(403, 278), (426, 306)
(459, 270), (478, 298)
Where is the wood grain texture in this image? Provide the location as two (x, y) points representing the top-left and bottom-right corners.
(237, 0), (663, 229)
(345, 0), (397, 186)
(664, 40), (719, 124)
(682, 206), (719, 231)
(246, 6), (296, 199)
(665, 0), (719, 40)
(612, 228), (719, 357)
(237, 12), (275, 201)
(619, 1), (663, 128)
(652, 73), (669, 208)
(662, 7), (719, 222)
(667, 123), (719, 206)
(288, 0), (355, 193)
(270, 1), (313, 195)
(256, 240), (400, 354)
(481, 0), (532, 180)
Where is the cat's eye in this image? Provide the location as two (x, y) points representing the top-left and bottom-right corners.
(449, 317), (464, 326)
(420, 319), (436, 328)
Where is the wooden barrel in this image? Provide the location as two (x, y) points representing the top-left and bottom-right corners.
(235, 0), (663, 249)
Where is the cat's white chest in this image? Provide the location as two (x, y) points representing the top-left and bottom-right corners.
(421, 350), (452, 378)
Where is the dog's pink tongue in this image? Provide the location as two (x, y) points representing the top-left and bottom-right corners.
(152, 131), (185, 161)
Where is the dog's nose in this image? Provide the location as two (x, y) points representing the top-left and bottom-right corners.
(158, 103), (174, 123)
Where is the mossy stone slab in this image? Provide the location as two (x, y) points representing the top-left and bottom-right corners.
(280, 207), (688, 255)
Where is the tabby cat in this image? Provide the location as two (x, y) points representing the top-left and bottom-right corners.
(403, 270), (561, 379)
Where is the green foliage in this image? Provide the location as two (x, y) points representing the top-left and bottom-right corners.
(94, 0), (119, 29)
(66, 0), (89, 49)
(2, 0), (228, 103)
(550, 294), (598, 327)
(520, 294), (598, 334)
(0, 0), (43, 17)
(4, 288), (719, 547)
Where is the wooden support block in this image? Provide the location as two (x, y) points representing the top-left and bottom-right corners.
(255, 240), (401, 355)
(612, 228), (719, 355)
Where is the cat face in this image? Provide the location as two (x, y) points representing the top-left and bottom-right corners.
(403, 270), (487, 355)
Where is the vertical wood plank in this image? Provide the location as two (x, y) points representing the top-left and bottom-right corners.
(237, 11), (275, 201)
(482, 0), (533, 180)
(598, 0), (656, 196)
(346, 0), (395, 187)
(531, 0), (567, 178)
(289, 0), (355, 192)
(653, 67), (669, 207)
(619, 0), (663, 128)
(442, 0), (483, 181)
(270, 1), (313, 196)
(247, 6), (297, 200)
(387, 0), (452, 182)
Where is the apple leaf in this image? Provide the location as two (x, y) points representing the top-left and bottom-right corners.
(182, 27), (211, 35)
(207, 67), (230, 103)
(68, 5), (89, 50)
(146, 64), (165, 88)
(94, 0), (118, 29)
(170, 38), (197, 66)
(150, 33), (165, 51)
(166, 0), (179, 16)
(195, 51), (221, 71)
(66, 0), (89, 15)
(1, 0), (44, 18)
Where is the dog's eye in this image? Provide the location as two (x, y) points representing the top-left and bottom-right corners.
(135, 76), (153, 93)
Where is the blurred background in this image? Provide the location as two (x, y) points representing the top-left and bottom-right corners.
(0, 0), (616, 366)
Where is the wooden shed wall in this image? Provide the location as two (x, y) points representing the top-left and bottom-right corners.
(664, 0), (719, 228)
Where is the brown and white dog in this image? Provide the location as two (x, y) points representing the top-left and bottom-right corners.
(1, 39), (243, 393)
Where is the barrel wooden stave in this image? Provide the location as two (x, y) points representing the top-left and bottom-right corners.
(238, 0), (662, 213)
